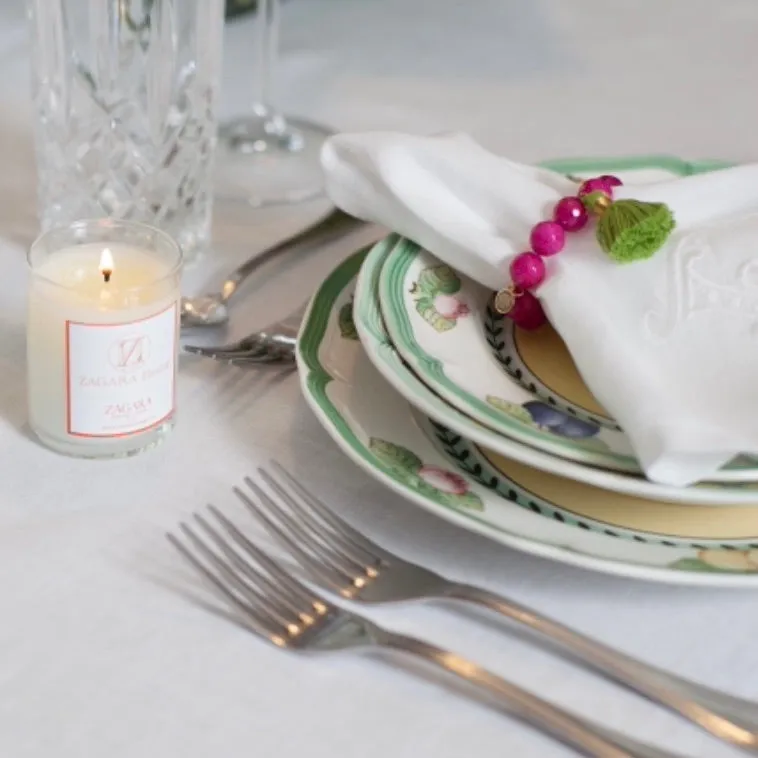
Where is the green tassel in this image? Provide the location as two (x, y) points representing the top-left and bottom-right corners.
(596, 199), (676, 263)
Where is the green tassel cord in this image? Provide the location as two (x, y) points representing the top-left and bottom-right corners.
(582, 192), (676, 263)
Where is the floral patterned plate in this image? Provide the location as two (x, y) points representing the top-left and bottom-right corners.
(297, 248), (758, 585)
(356, 236), (758, 505)
(377, 156), (758, 483)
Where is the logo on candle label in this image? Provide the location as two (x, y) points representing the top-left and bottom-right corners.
(66, 304), (177, 438)
(109, 334), (151, 371)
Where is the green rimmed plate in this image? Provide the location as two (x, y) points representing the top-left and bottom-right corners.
(355, 235), (758, 505)
(297, 248), (758, 585)
(376, 157), (758, 483)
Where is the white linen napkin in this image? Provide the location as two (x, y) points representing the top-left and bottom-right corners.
(321, 131), (758, 486)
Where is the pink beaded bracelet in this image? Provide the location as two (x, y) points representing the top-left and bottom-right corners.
(494, 174), (675, 330)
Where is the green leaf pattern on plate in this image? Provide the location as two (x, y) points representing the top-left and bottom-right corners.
(338, 299), (359, 340)
(369, 437), (423, 473)
(368, 438), (484, 511)
(416, 265), (461, 296)
(669, 559), (722, 572)
(410, 265), (470, 333)
(413, 297), (452, 332)
(485, 396), (534, 425)
(671, 549), (758, 573)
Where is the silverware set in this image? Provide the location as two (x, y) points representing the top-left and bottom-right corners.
(168, 464), (758, 757)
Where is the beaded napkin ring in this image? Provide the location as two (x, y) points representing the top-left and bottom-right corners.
(494, 175), (676, 330)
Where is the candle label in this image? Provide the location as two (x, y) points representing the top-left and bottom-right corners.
(65, 303), (177, 437)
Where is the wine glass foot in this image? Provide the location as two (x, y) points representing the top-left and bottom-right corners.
(215, 115), (333, 207)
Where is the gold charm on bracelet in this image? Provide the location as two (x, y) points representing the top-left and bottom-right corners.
(493, 284), (522, 315)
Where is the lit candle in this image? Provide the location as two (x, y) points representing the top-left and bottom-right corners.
(27, 219), (182, 458)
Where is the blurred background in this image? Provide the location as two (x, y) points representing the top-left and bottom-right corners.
(215, 0), (755, 162)
(6, 1), (751, 161)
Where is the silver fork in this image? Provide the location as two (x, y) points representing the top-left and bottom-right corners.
(168, 508), (683, 758)
(183, 304), (305, 366)
(236, 463), (758, 754)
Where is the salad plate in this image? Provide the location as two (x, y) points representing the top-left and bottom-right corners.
(357, 237), (758, 505)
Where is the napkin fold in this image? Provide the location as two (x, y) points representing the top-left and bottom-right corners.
(322, 132), (758, 486)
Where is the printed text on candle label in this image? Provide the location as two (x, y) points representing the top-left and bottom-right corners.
(66, 304), (177, 437)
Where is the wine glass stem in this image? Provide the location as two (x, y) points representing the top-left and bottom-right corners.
(254, 0), (279, 118)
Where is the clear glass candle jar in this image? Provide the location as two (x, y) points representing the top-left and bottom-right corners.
(27, 219), (182, 458)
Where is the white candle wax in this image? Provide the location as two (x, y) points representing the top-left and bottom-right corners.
(27, 228), (181, 458)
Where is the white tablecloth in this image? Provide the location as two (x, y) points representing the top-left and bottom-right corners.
(1, 2), (757, 756)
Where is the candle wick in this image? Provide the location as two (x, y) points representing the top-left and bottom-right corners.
(103, 270), (112, 283)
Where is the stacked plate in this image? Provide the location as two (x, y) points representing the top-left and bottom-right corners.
(296, 156), (758, 586)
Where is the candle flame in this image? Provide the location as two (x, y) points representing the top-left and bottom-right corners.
(99, 248), (114, 283)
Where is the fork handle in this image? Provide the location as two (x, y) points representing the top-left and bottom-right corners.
(376, 631), (682, 758)
(221, 210), (366, 304)
(440, 582), (758, 751)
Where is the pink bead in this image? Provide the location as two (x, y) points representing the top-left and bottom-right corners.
(577, 177), (612, 198)
(530, 220), (565, 256)
(553, 197), (588, 232)
(509, 252), (545, 289)
(599, 174), (623, 188)
(509, 290), (547, 330)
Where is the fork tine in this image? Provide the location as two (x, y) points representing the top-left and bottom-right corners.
(185, 343), (267, 360)
(234, 484), (347, 593)
(216, 346), (269, 361)
(204, 505), (320, 618)
(167, 530), (281, 640)
(183, 344), (220, 357)
(178, 522), (289, 639)
(268, 461), (387, 561)
(184, 334), (260, 354)
(242, 476), (363, 582)
(193, 513), (302, 628)
(257, 467), (376, 572)
(230, 352), (295, 366)
(206, 505), (330, 618)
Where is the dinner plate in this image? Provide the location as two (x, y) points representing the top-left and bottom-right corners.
(297, 249), (758, 585)
(376, 156), (758, 483)
(356, 236), (758, 505)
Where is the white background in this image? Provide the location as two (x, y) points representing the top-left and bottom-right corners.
(1, 2), (757, 757)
